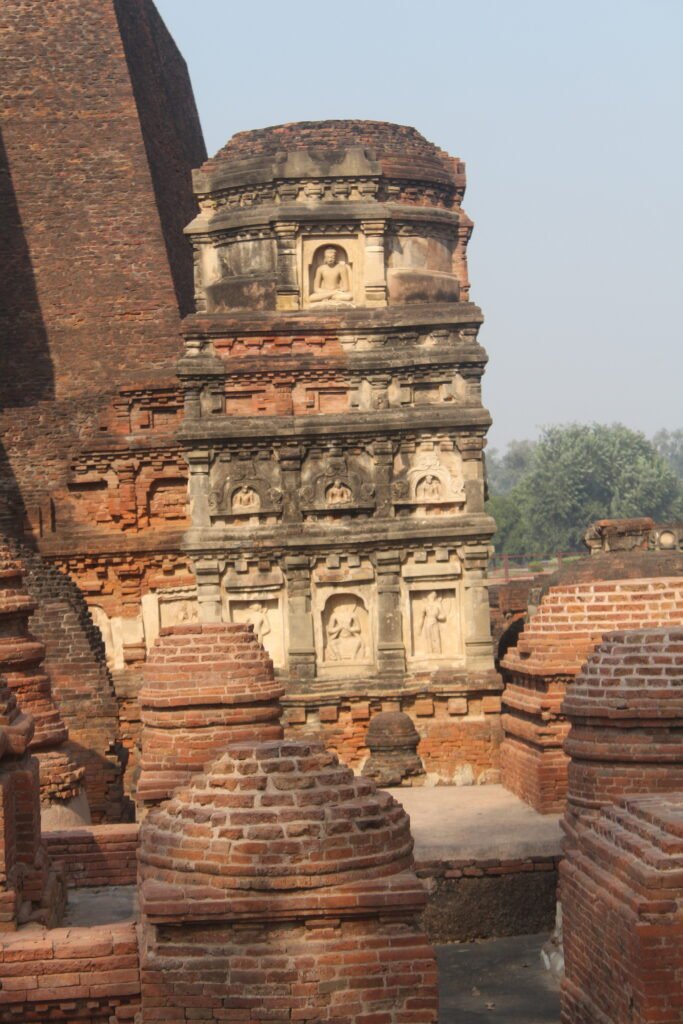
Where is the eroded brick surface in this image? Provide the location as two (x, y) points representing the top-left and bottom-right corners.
(500, 572), (683, 812)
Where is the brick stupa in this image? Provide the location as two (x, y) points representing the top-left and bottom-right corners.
(500, 537), (683, 813)
(138, 623), (438, 1022)
(560, 628), (683, 1023)
(0, 548), (88, 827)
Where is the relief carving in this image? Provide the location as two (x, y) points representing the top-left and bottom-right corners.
(244, 602), (271, 645)
(228, 595), (284, 667)
(393, 442), (466, 512)
(419, 591), (447, 654)
(300, 451), (375, 516)
(415, 475), (442, 502)
(326, 479), (353, 506)
(308, 245), (354, 307)
(209, 456), (282, 522)
(409, 588), (460, 661)
(322, 594), (369, 663)
(231, 485), (261, 512)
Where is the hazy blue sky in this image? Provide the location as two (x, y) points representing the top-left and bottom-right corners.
(156, 0), (682, 450)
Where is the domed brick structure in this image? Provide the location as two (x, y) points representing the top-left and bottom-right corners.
(137, 622), (283, 808)
(0, 547), (88, 827)
(562, 626), (683, 838)
(362, 710), (426, 787)
(499, 540), (683, 813)
(561, 793), (683, 1024)
(138, 622), (438, 1022)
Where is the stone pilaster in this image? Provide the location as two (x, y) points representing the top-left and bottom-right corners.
(285, 555), (316, 680)
(361, 220), (387, 306)
(372, 439), (394, 517)
(375, 550), (406, 676)
(186, 448), (211, 528)
(274, 223), (299, 310)
(194, 556), (222, 623)
(461, 545), (495, 671)
(279, 445), (303, 523)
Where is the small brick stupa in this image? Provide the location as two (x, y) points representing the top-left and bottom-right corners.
(560, 627), (683, 1023)
(500, 533), (683, 813)
(0, 548), (88, 827)
(362, 709), (426, 786)
(562, 626), (683, 838)
(138, 623), (437, 1022)
(137, 622), (284, 809)
(0, 676), (65, 930)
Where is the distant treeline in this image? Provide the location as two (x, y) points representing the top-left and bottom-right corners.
(485, 426), (683, 557)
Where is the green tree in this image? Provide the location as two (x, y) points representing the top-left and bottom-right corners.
(652, 429), (683, 478)
(485, 439), (537, 496)
(486, 423), (683, 558)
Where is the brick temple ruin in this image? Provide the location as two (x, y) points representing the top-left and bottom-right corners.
(1, 1), (682, 1022)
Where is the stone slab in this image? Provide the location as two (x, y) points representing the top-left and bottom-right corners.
(437, 933), (560, 1024)
(389, 783), (562, 861)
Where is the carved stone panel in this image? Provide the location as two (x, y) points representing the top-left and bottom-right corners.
(312, 557), (375, 676)
(300, 448), (375, 520)
(221, 564), (286, 669)
(401, 551), (464, 667)
(393, 439), (466, 515)
(209, 452), (283, 526)
(228, 597), (285, 669)
(302, 237), (364, 308)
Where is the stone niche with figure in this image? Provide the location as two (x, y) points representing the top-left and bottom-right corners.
(312, 556), (375, 677)
(221, 563), (287, 669)
(393, 438), (466, 516)
(300, 448), (376, 520)
(401, 550), (464, 668)
(208, 452), (283, 526)
(303, 239), (362, 308)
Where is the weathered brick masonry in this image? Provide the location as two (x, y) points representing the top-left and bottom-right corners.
(0, 0), (206, 804)
(0, 548), (87, 824)
(0, 921), (140, 1023)
(500, 543), (683, 812)
(138, 623), (438, 1022)
(0, 677), (65, 933)
(560, 628), (683, 1023)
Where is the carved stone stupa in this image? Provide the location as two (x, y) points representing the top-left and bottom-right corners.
(178, 120), (496, 709)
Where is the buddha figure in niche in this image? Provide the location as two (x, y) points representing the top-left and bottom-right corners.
(310, 247), (353, 305)
(232, 485), (260, 512)
(326, 478), (353, 505)
(416, 474), (442, 502)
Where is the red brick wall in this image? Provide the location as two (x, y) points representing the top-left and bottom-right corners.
(0, 920), (140, 1022)
(0, 0), (204, 525)
(501, 577), (683, 813)
(283, 689), (503, 784)
(43, 825), (138, 889)
(19, 549), (127, 823)
(561, 795), (683, 1024)
(140, 918), (437, 1023)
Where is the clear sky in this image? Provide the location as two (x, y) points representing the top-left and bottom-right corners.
(155, 0), (682, 450)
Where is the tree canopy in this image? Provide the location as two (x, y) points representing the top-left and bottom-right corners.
(486, 423), (683, 557)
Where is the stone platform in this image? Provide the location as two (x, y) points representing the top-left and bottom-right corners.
(391, 783), (562, 861)
(390, 784), (562, 941)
